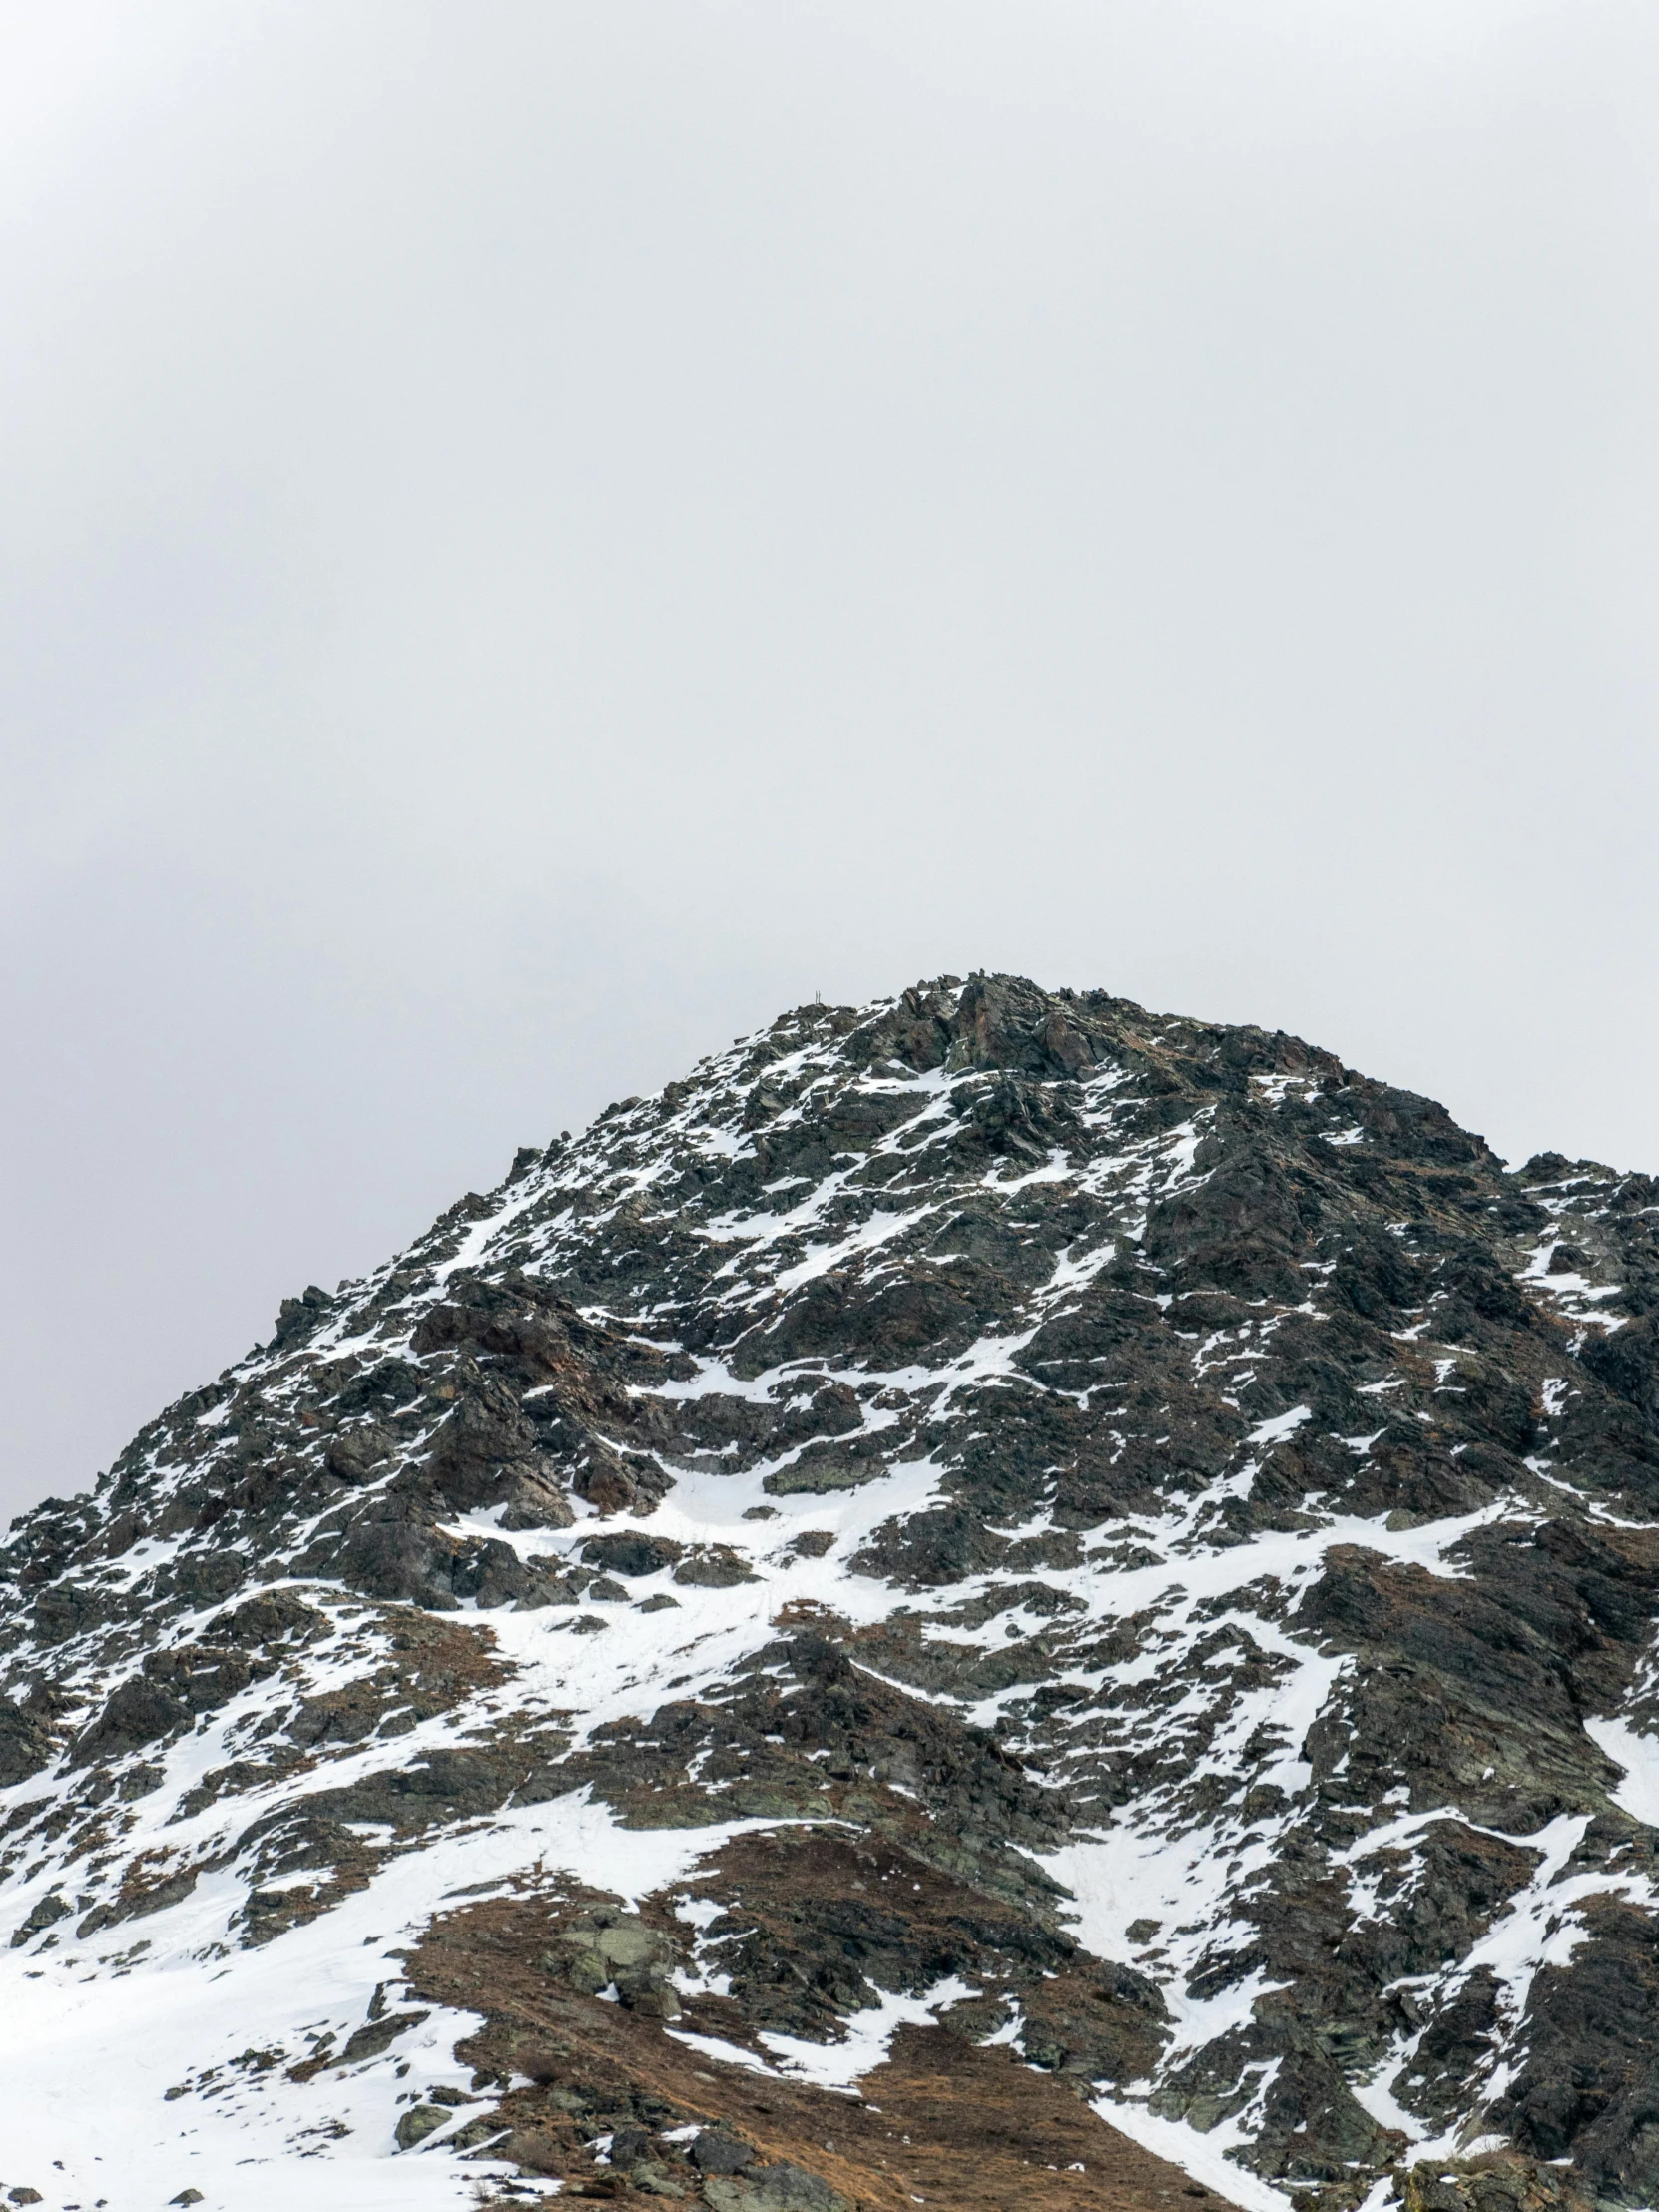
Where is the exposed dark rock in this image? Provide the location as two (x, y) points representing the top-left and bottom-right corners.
(0, 1695), (54, 1786)
(4, 973), (1658, 2211)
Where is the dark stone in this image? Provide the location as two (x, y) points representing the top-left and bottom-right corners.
(273, 1285), (332, 1348)
(692, 2131), (757, 2174)
(0, 1696), (53, 1787)
(337, 2009), (431, 2064)
(8, 1890), (70, 1946)
(582, 1532), (683, 1578)
(70, 1675), (190, 1766)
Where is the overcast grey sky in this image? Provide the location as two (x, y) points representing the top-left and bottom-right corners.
(2, 0), (1655, 1522)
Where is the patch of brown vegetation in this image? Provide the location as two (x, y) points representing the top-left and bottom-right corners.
(407, 1846), (1232, 2212)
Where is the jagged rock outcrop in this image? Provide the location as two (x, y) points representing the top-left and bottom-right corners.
(2, 972), (1657, 2212)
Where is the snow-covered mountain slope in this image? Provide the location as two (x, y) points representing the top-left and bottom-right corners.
(4, 972), (1659, 2212)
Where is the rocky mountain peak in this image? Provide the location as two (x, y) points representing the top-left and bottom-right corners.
(2, 973), (1657, 2212)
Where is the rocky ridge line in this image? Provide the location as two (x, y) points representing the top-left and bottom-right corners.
(1, 972), (1657, 2212)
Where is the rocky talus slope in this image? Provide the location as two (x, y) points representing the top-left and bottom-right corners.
(3, 974), (1659, 2212)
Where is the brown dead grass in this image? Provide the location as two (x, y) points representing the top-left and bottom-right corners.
(411, 1884), (1238, 2212)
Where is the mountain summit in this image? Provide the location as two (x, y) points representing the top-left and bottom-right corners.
(4, 972), (1658, 2212)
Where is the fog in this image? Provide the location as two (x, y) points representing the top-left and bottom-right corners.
(3, 1), (1655, 1519)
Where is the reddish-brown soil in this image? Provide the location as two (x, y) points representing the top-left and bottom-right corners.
(412, 1885), (1236, 2212)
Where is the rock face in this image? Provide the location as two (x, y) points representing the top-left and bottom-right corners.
(3, 971), (1659, 2212)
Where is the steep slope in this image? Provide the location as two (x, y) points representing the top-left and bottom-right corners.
(3, 973), (1658, 2212)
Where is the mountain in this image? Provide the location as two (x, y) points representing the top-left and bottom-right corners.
(3, 971), (1658, 2212)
